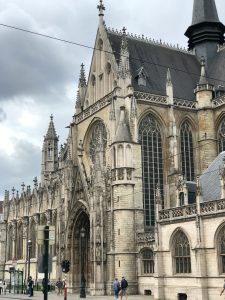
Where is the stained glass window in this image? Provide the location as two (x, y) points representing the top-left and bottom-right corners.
(142, 249), (154, 274)
(17, 224), (23, 259)
(218, 118), (225, 153)
(139, 114), (164, 227)
(174, 231), (191, 273)
(219, 228), (225, 273)
(180, 122), (195, 181)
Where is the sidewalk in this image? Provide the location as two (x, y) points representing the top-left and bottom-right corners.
(0, 292), (153, 300)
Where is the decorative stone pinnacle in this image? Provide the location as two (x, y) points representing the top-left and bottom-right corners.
(122, 26), (127, 35)
(33, 176), (38, 188)
(21, 182), (25, 191)
(50, 114), (53, 121)
(79, 63), (86, 87)
(200, 56), (205, 66)
(12, 186), (15, 196)
(97, 0), (105, 16)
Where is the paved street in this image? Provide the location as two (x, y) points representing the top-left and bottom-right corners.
(0, 292), (153, 300)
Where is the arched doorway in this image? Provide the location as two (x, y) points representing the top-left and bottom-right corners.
(71, 210), (90, 292)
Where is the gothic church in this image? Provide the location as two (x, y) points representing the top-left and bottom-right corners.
(2, 0), (225, 299)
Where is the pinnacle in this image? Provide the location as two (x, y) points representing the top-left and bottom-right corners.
(45, 115), (58, 141)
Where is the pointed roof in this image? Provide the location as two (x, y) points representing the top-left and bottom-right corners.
(114, 106), (132, 143)
(191, 0), (219, 25)
(44, 115), (58, 141)
(107, 30), (200, 100)
(185, 0), (225, 51)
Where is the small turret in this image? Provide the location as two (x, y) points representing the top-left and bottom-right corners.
(41, 115), (59, 183)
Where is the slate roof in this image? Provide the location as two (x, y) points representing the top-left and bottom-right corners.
(191, 0), (219, 25)
(200, 151), (225, 202)
(208, 48), (225, 88)
(108, 32), (201, 101)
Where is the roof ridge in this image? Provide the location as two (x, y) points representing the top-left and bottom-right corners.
(106, 26), (193, 55)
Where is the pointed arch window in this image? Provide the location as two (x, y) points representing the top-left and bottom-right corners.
(141, 249), (154, 274)
(17, 224), (23, 259)
(30, 221), (36, 258)
(7, 226), (13, 260)
(218, 226), (225, 273)
(89, 121), (107, 168)
(139, 114), (164, 227)
(180, 122), (195, 181)
(173, 231), (191, 273)
(218, 118), (225, 153)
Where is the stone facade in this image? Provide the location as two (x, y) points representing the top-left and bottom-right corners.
(2, 1), (225, 299)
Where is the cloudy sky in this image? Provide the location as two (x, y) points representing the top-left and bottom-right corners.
(0, 0), (224, 200)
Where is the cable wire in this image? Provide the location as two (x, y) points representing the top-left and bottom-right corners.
(1, 23), (225, 85)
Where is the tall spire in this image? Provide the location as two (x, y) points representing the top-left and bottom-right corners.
(45, 115), (58, 141)
(185, 0), (225, 64)
(191, 0), (219, 25)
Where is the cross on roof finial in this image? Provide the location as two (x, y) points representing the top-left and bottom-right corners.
(97, 0), (105, 17)
(122, 26), (127, 35)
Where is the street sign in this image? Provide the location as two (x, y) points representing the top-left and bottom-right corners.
(38, 255), (52, 273)
(37, 225), (55, 245)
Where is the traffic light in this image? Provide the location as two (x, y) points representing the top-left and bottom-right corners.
(61, 260), (70, 273)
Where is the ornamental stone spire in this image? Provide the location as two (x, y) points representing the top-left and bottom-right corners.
(44, 115), (58, 141)
(75, 63), (87, 114)
(118, 27), (131, 81)
(41, 115), (59, 183)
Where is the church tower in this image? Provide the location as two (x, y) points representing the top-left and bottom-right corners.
(41, 115), (59, 182)
(185, 0), (225, 65)
(110, 106), (143, 294)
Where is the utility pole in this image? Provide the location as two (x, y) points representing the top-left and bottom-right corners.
(43, 225), (49, 300)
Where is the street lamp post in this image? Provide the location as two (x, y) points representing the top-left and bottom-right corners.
(27, 239), (32, 281)
(80, 227), (86, 298)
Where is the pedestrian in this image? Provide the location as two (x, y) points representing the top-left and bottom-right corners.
(220, 279), (225, 296)
(27, 276), (34, 297)
(2, 281), (7, 294)
(0, 279), (2, 295)
(120, 276), (128, 300)
(56, 278), (63, 295)
(113, 278), (120, 300)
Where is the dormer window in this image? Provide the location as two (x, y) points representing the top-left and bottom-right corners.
(215, 85), (225, 98)
(135, 66), (148, 87)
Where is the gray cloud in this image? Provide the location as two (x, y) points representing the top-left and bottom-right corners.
(0, 108), (6, 122)
(0, 139), (41, 198)
(0, 0), (225, 201)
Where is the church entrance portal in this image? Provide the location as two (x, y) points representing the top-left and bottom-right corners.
(71, 210), (90, 293)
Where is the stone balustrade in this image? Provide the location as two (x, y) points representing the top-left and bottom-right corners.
(159, 199), (225, 222)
